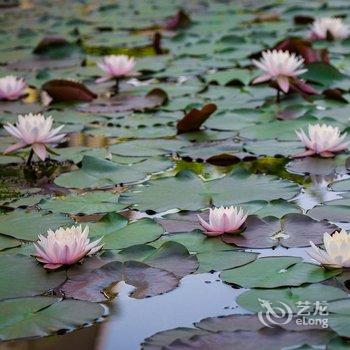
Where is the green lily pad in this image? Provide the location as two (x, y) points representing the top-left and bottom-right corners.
(88, 213), (164, 249)
(0, 210), (74, 241)
(237, 284), (348, 313)
(0, 297), (106, 341)
(301, 63), (346, 86)
(197, 250), (258, 273)
(38, 191), (126, 215)
(54, 155), (146, 189)
(0, 255), (66, 300)
(220, 257), (341, 288)
(121, 169), (299, 212)
(0, 235), (20, 251)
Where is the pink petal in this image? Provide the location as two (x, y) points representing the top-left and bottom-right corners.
(293, 149), (316, 158)
(4, 142), (26, 154)
(252, 74), (271, 85)
(222, 213), (231, 233)
(32, 143), (47, 161)
(277, 76), (290, 93)
(197, 215), (214, 232)
(319, 151), (335, 158)
(43, 263), (63, 269)
(95, 76), (112, 84)
(203, 230), (224, 237)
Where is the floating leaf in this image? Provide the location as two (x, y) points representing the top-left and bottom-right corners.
(206, 69), (253, 86)
(109, 139), (188, 157)
(196, 250), (257, 273)
(63, 260), (179, 301)
(0, 210), (74, 241)
(273, 38), (329, 64)
(120, 169), (299, 212)
(103, 218), (164, 249)
(207, 169), (299, 206)
(163, 10), (191, 30)
(88, 214), (164, 249)
(141, 241), (198, 278)
(143, 325), (332, 350)
(33, 36), (81, 58)
(39, 191), (126, 215)
(0, 235), (20, 251)
(0, 255), (66, 300)
(237, 284), (347, 313)
(301, 63), (345, 86)
(77, 89), (168, 113)
(222, 213), (337, 248)
(177, 103), (217, 134)
(120, 171), (210, 212)
(0, 297), (106, 341)
(220, 257), (340, 288)
(54, 156), (169, 189)
(150, 231), (231, 253)
(42, 79), (97, 102)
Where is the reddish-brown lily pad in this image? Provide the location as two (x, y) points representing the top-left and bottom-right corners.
(222, 213), (338, 248)
(62, 260), (179, 302)
(163, 10), (191, 31)
(177, 104), (217, 134)
(160, 329), (331, 350)
(42, 79), (97, 103)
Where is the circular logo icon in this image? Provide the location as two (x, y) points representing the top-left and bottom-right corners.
(258, 298), (293, 328)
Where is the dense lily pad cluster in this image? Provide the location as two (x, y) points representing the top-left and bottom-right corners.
(1, 0), (350, 348)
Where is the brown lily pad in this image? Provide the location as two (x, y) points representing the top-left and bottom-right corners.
(42, 79), (97, 103)
(160, 328), (332, 350)
(222, 215), (280, 248)
(323, 88), (348, 103)
(163, 10), (191, 31)
(250, 38), (329, 64)
(62, 260), (179, 302)
(274, 38), (329, 64)
(222, 213), (338, 248)
(177, 104), (217, 134)
(294, 15), (314, 25)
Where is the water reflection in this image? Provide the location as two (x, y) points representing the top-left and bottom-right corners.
(294, 174), (349, 211)
(249, 246), (312, 262)
(67, 133), (109, 148)
(98, 273), (244, 350)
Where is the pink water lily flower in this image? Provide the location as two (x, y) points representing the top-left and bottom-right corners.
(198, 206), (247, 236)
(309, 17), (350, 40)
(0, 75), (27, 101)
(308, 230), (350, 268)
(3, 113), (65, 161)
(252, 50), (307, 93)
(96, 55), (136, 83)
(34, 225), (103, 269)
(295, 124), (349, 158)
